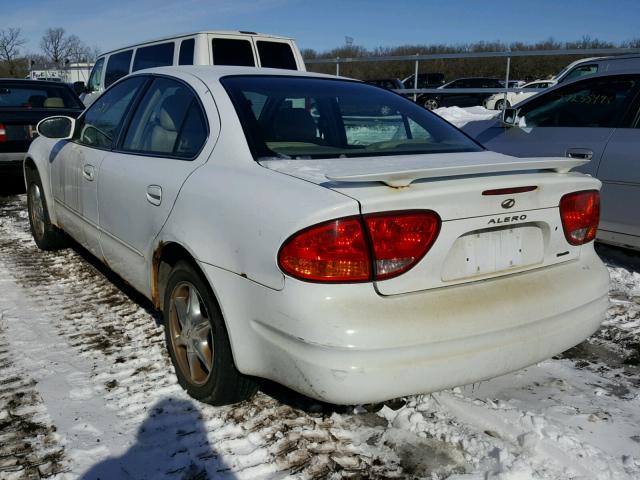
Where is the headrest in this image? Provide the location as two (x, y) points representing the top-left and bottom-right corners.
(158, 94), (190, 131)
(272, 108), (317, 141)
(44, 97), (64, 108)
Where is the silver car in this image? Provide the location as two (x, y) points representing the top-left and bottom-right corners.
(463, 71), (640, 250)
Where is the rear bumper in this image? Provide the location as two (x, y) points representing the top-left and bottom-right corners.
(201, 248), (610, 404)
(0, 153), (25, 174)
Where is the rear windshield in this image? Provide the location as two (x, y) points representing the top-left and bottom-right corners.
(0, 83), (82, 109)
(221, 75), (482, 160)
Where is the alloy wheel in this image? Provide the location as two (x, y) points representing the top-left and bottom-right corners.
(168, 282), (214, 386)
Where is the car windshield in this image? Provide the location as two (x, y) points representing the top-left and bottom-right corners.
(221, 75), (483, 160)
(0, 82), (82, 109)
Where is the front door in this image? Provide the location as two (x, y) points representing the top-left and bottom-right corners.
(68, 76), (148, 256)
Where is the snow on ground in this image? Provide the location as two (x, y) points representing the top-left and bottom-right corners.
(0, 193), (639, 480)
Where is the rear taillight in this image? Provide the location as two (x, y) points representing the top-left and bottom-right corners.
(278, 217), (371, 282)
(559, 190), (600, 246)
(0, 123), (6, 143)
(365, 211), (440, 280)
(278, 211), (441, 283)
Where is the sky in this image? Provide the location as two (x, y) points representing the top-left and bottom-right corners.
(4, 0), (640, 55)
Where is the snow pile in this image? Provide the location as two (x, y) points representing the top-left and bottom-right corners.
(434, 106), (499, 128)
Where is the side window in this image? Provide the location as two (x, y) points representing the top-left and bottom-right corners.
(76, 76), (146, 149)
(179, 39), (195, 65)
(257, 41), (297, 70)
(212, 38), (255, 66)
(87, 57), (105, 93)
(518, 76), (639, 128)
(105, 50), (133, 88)
(564, 65), (598, 82)
(122, 77), (207, 158)
(132, 43), (175, 72)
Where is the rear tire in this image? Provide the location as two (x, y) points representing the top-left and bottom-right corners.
(163, 261), (258, 405)
(25, 168), (67, 250)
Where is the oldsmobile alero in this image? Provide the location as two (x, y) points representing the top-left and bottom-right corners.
(25, 66), (610, 405)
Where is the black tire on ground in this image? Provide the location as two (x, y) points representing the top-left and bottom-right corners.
(25, 167), (67, 250)
(423, 97), (439, 110)
(163, 260), (258, 405)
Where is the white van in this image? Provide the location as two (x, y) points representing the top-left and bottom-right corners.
(82, 31), (306, 106)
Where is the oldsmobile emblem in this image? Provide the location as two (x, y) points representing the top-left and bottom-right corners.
(501, 198), (516, 209)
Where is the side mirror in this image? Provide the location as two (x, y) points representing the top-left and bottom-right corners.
(501, 107), (519, 127)
(36, 116), (76, 140)
(72, 81), (87, 95)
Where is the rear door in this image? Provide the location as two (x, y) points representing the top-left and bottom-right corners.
(97, 74), (218, 295)
(476, 75), (640, 178)
(595, 91), (640, 241)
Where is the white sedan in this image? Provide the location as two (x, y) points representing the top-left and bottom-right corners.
(26, 66), (609, 405)
(484, 79), (557, 110)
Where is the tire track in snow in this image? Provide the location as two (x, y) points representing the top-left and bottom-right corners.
(0, 311), (67, 478)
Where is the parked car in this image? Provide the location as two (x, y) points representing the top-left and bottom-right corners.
(484, 79), (556, 110)
(554, 54), (640, 84)
(27, 66), (609, 406)
(365, 78), (405, 90)
(81, 30), (306, 106)
(418, 77), (504, 109)
(0, 79), (84, 176)
(402, 72), (446, 89)
(500, 80), (526, 88)
(463, 72), (640, 250)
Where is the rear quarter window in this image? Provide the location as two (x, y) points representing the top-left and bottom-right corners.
(132, 42), (175, 72)
(105, 50), (133, 87)
(257, 41), (297, 70)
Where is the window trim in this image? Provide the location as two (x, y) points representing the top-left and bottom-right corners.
(113, 73), (210, 161)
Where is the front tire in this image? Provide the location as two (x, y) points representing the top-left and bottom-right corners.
(26, 168), (67, 250)
(423, 97), (439, 110)
(163, 261), (258, 405)
(495, 99), (511, 110)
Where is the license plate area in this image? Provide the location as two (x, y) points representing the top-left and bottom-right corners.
(442, 225), (544, 281)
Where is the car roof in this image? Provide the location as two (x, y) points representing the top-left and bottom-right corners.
(98, 31), (293, 57)
(0, 78), (74, 87)
(132, 65), (352, 83)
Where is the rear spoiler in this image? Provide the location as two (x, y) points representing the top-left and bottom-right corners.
(325, 157), (589, 187)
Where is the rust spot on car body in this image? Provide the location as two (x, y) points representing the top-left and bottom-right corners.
(151, 242), (165, 309)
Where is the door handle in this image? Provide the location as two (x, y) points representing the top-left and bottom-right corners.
(82, 164), (95, 181)
(566, 148), (593, 161)
(146, 185), (162, 206)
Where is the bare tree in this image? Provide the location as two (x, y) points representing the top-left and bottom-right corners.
(0, 27), (27, 76)
(40, 27), (87, 66)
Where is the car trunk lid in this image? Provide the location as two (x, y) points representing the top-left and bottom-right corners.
(260, 151), (600, 295)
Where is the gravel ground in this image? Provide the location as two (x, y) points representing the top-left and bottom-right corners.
(0, 192), (638, 480)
